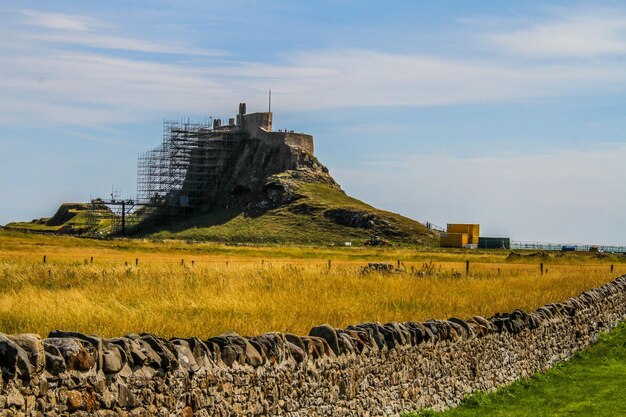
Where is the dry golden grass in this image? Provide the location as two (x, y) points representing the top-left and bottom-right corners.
(0, 230), (623, 338)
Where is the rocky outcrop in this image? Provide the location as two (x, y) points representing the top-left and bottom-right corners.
(1, 275), (625, 416)
(183, 135), (340, 211)
(323, 208), (377, 229)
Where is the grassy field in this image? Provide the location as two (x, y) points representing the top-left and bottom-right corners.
(403, 322), (626, 417)
(0, 229), (623, 338)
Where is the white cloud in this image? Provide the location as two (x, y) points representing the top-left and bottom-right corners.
(484, 8), (626, 58)
(27, 32), (225, 56)
(2, 46), (625, 127)
(251, 50), (625, 108)
(63, 130), (132, 147)
(13, 9), (224, 56)
(0, 51), (234, 124)
(18, 9), (101, 32)
(1, 7), (626, 125)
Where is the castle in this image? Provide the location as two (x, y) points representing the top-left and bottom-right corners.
(136, 103), (316, 210)
(210, 103), (313, 155)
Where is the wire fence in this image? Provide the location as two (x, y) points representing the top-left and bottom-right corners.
(0, 253), (622, 278)
(511, 241), (626, 254)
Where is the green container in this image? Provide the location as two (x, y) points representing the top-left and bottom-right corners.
(478, 237), (510, 249)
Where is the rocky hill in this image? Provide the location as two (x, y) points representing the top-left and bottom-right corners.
(133, 110), (437, 245)
(8, 104), (438, 245)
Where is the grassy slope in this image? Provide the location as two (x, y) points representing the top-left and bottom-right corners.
(6, 204), (114, 234)
(404, 322), (626, 417)
(147, 182), (436, 245)
(5, 220), (59, 232)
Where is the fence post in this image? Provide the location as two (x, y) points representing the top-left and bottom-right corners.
(90, 256), (94, 264)
(610, 264), (614, 274)
(397, 259), (401, 269)
(135, 258), (139, 267)
(465, 260), (470, 276)
(540, 263), (544, 276)
(328, 260), (332, 269)
(43, 255), (46, 264)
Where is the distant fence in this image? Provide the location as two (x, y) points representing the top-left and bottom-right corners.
(512, 241), (626, 254)
(4, 225), (626, 254)
(421, 221), (446, 232)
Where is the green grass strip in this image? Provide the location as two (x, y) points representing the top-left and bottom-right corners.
(403, 322), (626, 417)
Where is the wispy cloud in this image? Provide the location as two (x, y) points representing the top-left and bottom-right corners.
(254, 49), (625, 108)
(63, 130), (131, 147)
(483, 7), (626, 59)
(2, 6), (626, 127)
(27, 32), (225, 56)
(3, 47), (625, 127)
(13, 8), (225, 56)
(18, 9), (101, 32)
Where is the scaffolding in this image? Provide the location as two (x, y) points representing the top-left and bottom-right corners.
(85, 196), (137, 237)
(136, 119), (240, 217)
(80, 108), (258, 236)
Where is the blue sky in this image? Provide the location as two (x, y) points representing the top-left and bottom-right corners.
(1, 1), (626, 244)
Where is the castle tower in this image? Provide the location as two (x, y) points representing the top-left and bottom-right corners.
(237, 103), (247, 127)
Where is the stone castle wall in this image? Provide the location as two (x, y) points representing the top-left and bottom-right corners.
(261, 131), (314, 155)
(1, 275), (625, 416)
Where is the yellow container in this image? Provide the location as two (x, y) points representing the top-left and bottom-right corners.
(446, 224), (480, 244)
(440, 233), (469, 248)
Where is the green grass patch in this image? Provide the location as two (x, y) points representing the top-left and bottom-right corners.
(403, 322), (626, 417)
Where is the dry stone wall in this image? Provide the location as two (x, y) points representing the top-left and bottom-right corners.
(1, 275), (625, 417)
